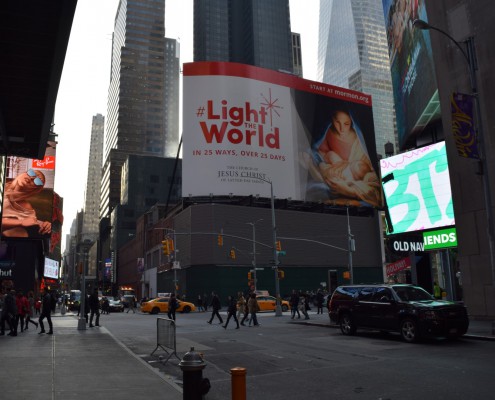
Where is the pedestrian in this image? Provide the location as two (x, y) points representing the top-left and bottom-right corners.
(15, 291), (29, 333)
(290, 290), (300, 319)
(126, 295), (136, 313)
(316, 290), (324, 314)
(298, 292), (309, 320)
(433, 281), (443, 299)
(207, 292), (223, 324)
(102, 297), (110, 315)
(247, 293), (260, 326)
(236, 292), (246, 321)
(203, 292), (209, 312)
(84, 294), (90, 323)
(38, 287), (53, 334)
(167, 293), (178, 321)
(196, 295), (204, 312)
(35, 297), (41, 315)
(0, 289), (17, 336)
(223, 295), (240, 329)
(25, 291), (38, 330)
(89, 288), (100, 327)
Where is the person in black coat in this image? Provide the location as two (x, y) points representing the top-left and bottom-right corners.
(38, 288), (53, 334)
(289, 290), (300, 319)
(0, 290), (17, 336)
(207, 292), (223, 324)
(223, 295), (240, 329)
(167, 293), (178, 321)
(89, 288), (100, 327)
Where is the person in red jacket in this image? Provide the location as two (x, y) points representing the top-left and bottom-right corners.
(15, 291), (29, 333)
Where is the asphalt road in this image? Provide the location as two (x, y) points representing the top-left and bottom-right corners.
(98, 309), (495, 400)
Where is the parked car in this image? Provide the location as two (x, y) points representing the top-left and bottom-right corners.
(140, 297), (196, 314)
(328, 284), (469, 343)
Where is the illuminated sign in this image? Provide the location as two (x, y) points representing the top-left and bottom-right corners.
(44, 257), (59, 279)
(380, 141), (454, 235)
(423, 227), (457, 250)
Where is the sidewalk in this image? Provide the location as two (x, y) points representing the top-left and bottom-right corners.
(0, 314), (182, 400)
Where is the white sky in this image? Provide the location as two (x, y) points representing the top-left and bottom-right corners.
(54, 0), (319, 249)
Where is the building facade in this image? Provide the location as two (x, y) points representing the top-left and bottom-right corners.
(82, 114), (104, 242)
(193, 0), (294, 73)
(318, 0), (397, 157)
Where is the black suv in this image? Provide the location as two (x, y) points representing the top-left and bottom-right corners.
(328, 284), (469, 342)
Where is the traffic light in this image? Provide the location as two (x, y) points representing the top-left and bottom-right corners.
(277, 270), (285, 279)
(168, 238), (175, 252)
(217, 234), (223, 246)
(162, 240), (170, 255)
(248, 272), (252, 280)
(230, 249), (236, 259)
(276, 240), (282, 251)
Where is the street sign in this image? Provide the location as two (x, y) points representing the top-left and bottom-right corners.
(277, 251), (286, 256)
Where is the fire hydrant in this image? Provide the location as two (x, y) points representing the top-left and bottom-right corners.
(179, 347), (210, 400)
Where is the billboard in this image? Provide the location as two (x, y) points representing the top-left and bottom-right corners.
(380, 141), (455, 235)
(183, 62), (382, 208)
(382, 0), (440, 149)
(44, 257), (59, 279)
(1, 141), (56, 239)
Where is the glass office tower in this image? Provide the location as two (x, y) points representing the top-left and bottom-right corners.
(194, 0), (294, 73)
(318, 0), (397, 156)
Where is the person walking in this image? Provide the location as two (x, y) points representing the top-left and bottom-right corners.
(223, 295), (240, 329)
(236, 292), (246, 321)
(35, 296), (41, 315)
(247, 293), (260, 326)
(298, 293), (310, 320)
(316, 290), (324, 314)
(15, 291), (29, 333)
(25, 291), (38, 330)
(203, 292), (209, 312)
(207, 292), (223, 324)
(89, 288), (100, 327)
(0, 289), (17, 336)
(126, 296), (136, 313)
(38, 287), (53, 334)
(290, 290), (300, 319)
(167, 293), (178, 321)
(196, 295), (204, 312)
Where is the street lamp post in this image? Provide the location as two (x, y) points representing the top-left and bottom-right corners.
(77, 244), (90, 330)
(246, 219), (263, 292)
(413, 19), (495, 287)
(255, 177), (282, 316)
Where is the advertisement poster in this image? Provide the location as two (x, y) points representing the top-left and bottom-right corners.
(182, 62), (382, 208)
(1, 141), (56, 239)
(382, 0), (440, 149)
(44, 257), (59, 279)
(380, 141), (455, 235)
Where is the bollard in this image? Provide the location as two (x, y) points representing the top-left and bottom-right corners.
(179, 347), (210, 400)
(231, 367), (246, 400)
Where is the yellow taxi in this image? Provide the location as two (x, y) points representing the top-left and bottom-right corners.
(140, 297), (196, 314)
(256, 295), (290, 312)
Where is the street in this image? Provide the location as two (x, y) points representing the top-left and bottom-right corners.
(97, 309), (495, 400)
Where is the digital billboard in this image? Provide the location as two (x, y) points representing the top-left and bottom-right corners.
(380, 141), (455, 235)
(382, 0), (440, 149)
(44, 257), (59, 279)
(1, 142), (56, 239)
(182, 62), (383, 208)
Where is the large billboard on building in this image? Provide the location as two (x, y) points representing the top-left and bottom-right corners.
(182, 62), (382, 208)
(382, 0), (440, 149)
(1, 141), (56, 239)
(380, 141), (455, 235)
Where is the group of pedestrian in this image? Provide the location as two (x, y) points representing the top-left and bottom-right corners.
(205, 291), (261, 329)
(289, 290), (311, 320)
(1, 287), (53, 336)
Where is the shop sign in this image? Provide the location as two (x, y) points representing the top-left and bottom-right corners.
(391, 239), (424, 252)
(386, 257), (411, 276)
(423, 227), (457, 250)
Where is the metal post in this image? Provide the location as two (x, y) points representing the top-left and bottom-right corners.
(347, 207), (354, 285)
(173, 229), (178, 294)
(246, 219), (262, 292)
(269, 182), (282, 316)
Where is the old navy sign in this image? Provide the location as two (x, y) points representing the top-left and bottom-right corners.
(386, 257), (411, 276)
(423, 227), (457, 250)
(391, 239), (424, 252)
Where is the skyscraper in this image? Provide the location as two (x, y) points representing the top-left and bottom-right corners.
(82, 114), (104, 242)
(194, 0), (294, 73)
(317, 0), (397, 156)
(101, 0), (179, 218)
